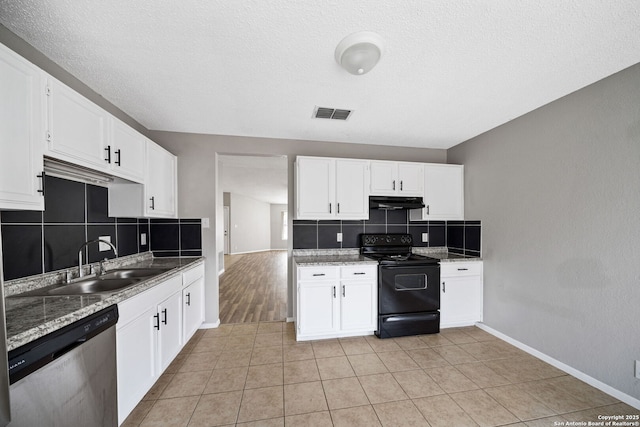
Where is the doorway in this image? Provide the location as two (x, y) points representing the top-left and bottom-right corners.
(217, 154), (288, 323)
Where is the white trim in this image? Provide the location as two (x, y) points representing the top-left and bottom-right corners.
(286, 317), (295, 323)
(218, 268), (225, 276)
(228, 248), (272, 255)
(199, 319), (221, 329)
(476, 323), (640, 410)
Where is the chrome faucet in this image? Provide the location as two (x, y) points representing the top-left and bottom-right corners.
(78, 239), (118, 278)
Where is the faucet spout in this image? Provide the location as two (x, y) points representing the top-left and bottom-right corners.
(78, 239), (118, 278)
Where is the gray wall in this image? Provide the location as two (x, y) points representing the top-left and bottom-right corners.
(229, 193), (270, 254)
(148, 130), (446, 323)
(448, 63), (640, 400)
(270, 204), (288, 250)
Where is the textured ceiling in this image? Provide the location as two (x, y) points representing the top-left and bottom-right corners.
(219, 155), (287, 205)
(1, 1), (639, 149)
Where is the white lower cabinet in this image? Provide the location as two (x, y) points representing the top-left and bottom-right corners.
(440, 261), (483, 328)
(295, 264), (377, 341)
(182, 265), (205, 342)
(116, 263), (205, 425)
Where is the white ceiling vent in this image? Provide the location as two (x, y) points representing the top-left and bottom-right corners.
(313, 106), (352, 121)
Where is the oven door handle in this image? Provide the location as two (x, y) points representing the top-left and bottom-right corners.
(395, 283), (428, 291)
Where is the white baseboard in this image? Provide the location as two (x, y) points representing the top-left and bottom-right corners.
(218, 268), (225, 276)
(199, 319), (221, 329)
(286, 317), (295, 323)
(476, 323), (640, 410)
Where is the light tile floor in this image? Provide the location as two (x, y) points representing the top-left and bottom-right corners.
(123, 323), (639, 426)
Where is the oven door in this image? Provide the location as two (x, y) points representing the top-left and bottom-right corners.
(378, 264), (440, 315)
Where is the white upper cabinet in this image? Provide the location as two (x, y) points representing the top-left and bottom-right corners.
(106, 116), (146, 183)
(296, 156), (334, 219)
(45, 76), (109, 170)
(335, 159), (369, 219)
(411, 164), (464, 221)
(145, 140), (178, 218)
(370, 161), (423, 196)
(0, 43), (45, 210)
(296, 156), (369, 220)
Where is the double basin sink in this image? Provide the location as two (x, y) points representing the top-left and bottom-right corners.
(13, 267), (171, 297)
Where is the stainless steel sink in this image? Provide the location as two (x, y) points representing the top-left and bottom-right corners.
(9, 267), (172, 297)
(99, 267), (170, 280)
(11, 277), (143, 297)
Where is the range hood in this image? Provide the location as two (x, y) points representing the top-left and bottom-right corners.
(369, 196), (425, 210)
(44, 157), (115, 186)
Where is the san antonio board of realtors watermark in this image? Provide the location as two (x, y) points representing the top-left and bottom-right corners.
(553, 414), (640, 426)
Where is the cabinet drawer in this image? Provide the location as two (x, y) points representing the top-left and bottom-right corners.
(298, 266), (339, 281)
(183, 264), (204, 286)
(340, 265), (377, 280)
(441, 262), (482, 277)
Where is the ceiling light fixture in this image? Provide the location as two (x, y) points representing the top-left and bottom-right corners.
(335, 31), (384, 75)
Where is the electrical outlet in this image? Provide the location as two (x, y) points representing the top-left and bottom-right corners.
(98, 236), (112, 251)
(337, 232), (343, 242)
(636, 360), (640, 379)
(140, 233), (147, 246)
(202, 218), (210, 228)
(422, 232), (429, 243)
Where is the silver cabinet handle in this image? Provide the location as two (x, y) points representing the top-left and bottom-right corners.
(442, 281), (446, 293)
(162, 308), (168, 325)
(104, 145), (112, 163)
(392, 180), (396, 191)
(458, 268), (468, 271)
(353, 272), (366, 275)
(312, 273), (325, 277)
(329, 203), (332, 214)
(115, 148), (121, 166)
(337, 203), (340, 214)
(342, 285), (345, 297)
(400, 180), (403, 191)
(150, 196), (155, 210)
(426, 205), (430, 215)
(154, 313), (160, 330)
(186, 292), (191, 306)
(333, 286), (336, 298)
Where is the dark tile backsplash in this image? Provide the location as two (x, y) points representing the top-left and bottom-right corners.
(293, 208), (481, 255)
(1, 175), (202, 281)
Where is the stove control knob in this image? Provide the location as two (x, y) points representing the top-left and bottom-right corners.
(386, 236), (392, 243)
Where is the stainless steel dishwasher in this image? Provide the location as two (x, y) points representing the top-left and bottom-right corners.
(7, 305), (119, 427)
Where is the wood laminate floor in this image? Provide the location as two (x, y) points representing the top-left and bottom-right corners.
(219, 250), (287, 324)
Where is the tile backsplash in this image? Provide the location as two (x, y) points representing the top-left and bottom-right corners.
(1, 175), (202, 281)
(293, 209), (481, 256)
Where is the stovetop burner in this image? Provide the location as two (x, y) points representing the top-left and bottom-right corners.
(360, 234), (439, 265)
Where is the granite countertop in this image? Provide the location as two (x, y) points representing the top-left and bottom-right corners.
(4, 253), (204, 351)
(293, 248), (482, 265)
(293, 249), (377, 266)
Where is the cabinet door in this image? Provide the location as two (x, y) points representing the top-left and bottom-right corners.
(298, 281), (339, 336)
(157, 291), (183, 373)
(369, 161), (397, 196)
(296, 157), (335, 219)
(109, 117), (145, 183)
(116, 306), (158, 425)
(397, 162), (423, 195)
(145, 140), (177, 218)
(0, 44), (44, 210)
(440, 275), (482, 327)
(183, 277), (204, 342)
(46, 77), (108, 170)
(335, 159), (369, 219)
(340, 280), (376, 331)
(423, 164), (464, 220)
